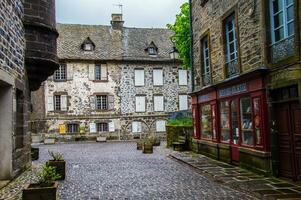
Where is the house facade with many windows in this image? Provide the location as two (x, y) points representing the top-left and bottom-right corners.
(31, 14), (191, 141)
(190, 0), (300, 180)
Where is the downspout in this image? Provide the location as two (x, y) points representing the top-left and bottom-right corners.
(189, 0), (195, 92)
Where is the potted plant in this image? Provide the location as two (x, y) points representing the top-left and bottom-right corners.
(22, 163), (61, 200)
(47, 150), (66, 180)
(142, 140), (153, 154)
(137, 139), (145, 150)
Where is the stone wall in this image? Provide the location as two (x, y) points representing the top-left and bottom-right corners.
(191, 0), (264, 90)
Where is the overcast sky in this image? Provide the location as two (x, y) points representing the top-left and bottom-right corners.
(56, 0), (187, 28)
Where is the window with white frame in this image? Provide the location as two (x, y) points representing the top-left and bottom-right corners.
(95, 65), (108, 81)
(270, 0), (295, 43)
(97, 123), (108, 132)
(83, 43), (94, 51)
(148, 47), (157, 55)
(132, 121), (142, 133)
(96, 95), (108, 110)
(179, 95), (188, 111)
(54, 95), (61, 111)
(225, 14), (237, 63)
(135, 96), (146, 112)
(179, 69), (188, 86)
(153, 69), (163, 86)
(156, 120), (166, 132)
(67, 123), (79, 133)
(201, 36), (211, 85)
(53, 95), (68, 111)
(154, 95), (164, 112)
(135, 69), (145, 86)
(54, 65), (66, 81)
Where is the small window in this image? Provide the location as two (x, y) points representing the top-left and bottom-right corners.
(53, 95), (68, 111)
(156, 120), (166, 132)
(54, 65), (67, 81)
(84, 43), (93, 51)
(67, 124), (79, 133)
(201, 36), (211, 85)
(95, 65), (101, 80)
(134, 69), (145, 86)
(136, 96), (146, 112)
(179, 70), (188, 86)
(95, 65), (108, 81)
(153, 69), (163, 86)
(96, 95), (108, 110)
(154, 95), (164, 112)
(132, 121), (142, 133)
(179, 95), (188, 111)
(148, 47), (157, 55)
(225, 14), (238, 63)
(97, 123), (108, 132)
(54, 95), (61, 111)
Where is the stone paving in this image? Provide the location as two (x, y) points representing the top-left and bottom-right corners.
(0, 141), (257, 200)
(170, 151), (301, 200)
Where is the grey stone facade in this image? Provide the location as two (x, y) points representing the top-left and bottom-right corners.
(31, 15), (191, 141)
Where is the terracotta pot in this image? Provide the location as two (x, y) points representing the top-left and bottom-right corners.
(22, 182), (58, 200)
(47, 160), (66, 180)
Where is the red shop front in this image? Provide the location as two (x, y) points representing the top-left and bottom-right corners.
(191, 70), (271, 171)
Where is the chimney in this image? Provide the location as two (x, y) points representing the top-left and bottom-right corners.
(111, 14), (124, 30)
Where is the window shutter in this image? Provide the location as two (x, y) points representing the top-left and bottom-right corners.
(61, 95), (68, 111)
(108, 95), (114, 110)
(101, 65), (108, 81)
(47, 96), (54, 112)
(153, 69), (163, 85)
(136, 96), (145, 112)
(88, 64), (95, 80)
(67, 64), (73, 80)
(156, 120), (166, 132)
(109, 121), (115, 132)
(135, 69), (144, 86)
(179, 70), (188, 85)
(90, 96), (96, 110)
(137, 122), (142, 132)
(89, 123), (96, 133)
(179, 95), (188, 111)
(154, 96), (164, 112)
(132, 122), (141, 133)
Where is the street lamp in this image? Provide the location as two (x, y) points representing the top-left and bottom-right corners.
(169, 46), (179, 60)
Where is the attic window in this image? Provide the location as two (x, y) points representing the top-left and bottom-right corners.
(148, 47), (157, 55)
(84, 43), (93, 51)
(81, 37), (95, 51)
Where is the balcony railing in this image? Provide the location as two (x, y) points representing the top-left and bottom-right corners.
(225, 59), (239, 78)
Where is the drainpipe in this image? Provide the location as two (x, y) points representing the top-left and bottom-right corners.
(189, 0), (195, 92)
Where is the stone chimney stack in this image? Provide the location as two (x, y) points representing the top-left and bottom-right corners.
(111, 13), (124, 30)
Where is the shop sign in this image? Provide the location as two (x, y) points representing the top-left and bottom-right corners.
(219, 83), (248, 97)
(59, 124), (66, 134)
(198, 91), (216, 103)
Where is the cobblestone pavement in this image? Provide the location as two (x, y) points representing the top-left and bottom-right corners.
(170, 151), (301, 200)
(1, 142), (256, 200)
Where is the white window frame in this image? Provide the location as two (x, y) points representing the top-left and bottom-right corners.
(202, 36), (210, 75)
(96, 95), (108, 110)
(97, 122), (108, 132)
(132, 121), (142, 133)
(179, 95), (188, 111)
(179, 70), (188, 86)
(84, 43), (93, 51)
(54, 95), (61, 111)
(54, 65), (66, 81)
(154, 95), (164, 112)
(95, 65), (102, 80)
(135, 96), (146, 112)
(269, 0), (295, 44)
(156, 120), (166, 132)
(225, 14), (237, 63)
(153, 69), (163, 86)
(134, 69), (145, 86)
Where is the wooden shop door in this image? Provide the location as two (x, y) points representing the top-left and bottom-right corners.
(276, 101), (301, 181)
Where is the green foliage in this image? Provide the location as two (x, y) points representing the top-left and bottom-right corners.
(48, 150), (64, 161)
(167, 2), (190, 69)
(37, 163), (61, 187)
(167, 117), (193, 126)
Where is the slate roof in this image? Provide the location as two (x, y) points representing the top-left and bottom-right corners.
(57, 23), (174, 61)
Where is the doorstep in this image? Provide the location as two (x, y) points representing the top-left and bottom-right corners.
(169, 151), (301, 200)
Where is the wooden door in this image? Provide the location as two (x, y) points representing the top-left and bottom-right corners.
(291, 103), (301, 180)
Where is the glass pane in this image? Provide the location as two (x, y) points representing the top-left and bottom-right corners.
(287, 6), (294, 21)
(253, 98), (262, 146)
(229, 43), (235, 54)
(212, 105), (217, 139)
(287, 22), (294, 36)
(286, 0), (293, 6)
(227, 20), (233, 31)
(274, 13), (284, 28)
(273, 0), (283, 13)
(220, 101), (230, 143)
(240, 97), (253, 146)
(201, 105), (212, 139)
(231, 100), (239, 145)
(229, 31), (234, 42)
(275, 27), (284, 41)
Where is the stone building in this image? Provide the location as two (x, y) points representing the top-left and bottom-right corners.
(189, 0), (300, 180)
(0, 0), (58, 180)
(31, 14), (191, 141)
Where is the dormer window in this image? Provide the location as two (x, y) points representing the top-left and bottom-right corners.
(145, 41), (158, 56)
(148, 47), (157, 55)
(81, 37), (95, 51)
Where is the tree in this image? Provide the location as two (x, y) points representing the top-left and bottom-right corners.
(167, 2), (190, 69)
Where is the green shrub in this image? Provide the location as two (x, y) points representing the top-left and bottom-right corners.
(167, 117), (193, 126)
(48, 150), (64, 161)
(37, 163), (61, 187)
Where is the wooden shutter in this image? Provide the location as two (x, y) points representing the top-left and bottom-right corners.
(101, 65), (108, 81)
(89, 123), (96, 133)
(67, 64), (73, 80)
(61, 95), (68, 111)
(135, 69), (144, 86)
(109, 121), (115, 132)
(156, 120), (166, 132)
(47, 95), (54, 112)
(132, 122), (141, 133)
(136, 96), (145, 112)
(88, 64), (95, 80)
(90, 96), (96, 110)
(179, 70), (188, 86)
(153, 69), (163, 85)
(179, 95), (188, 111)
(154, 96), (164, 111)
(108, 95), (114, 110)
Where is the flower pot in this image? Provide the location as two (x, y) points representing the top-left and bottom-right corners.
(153, 138), (161, 146)
(137, 140), (143, 150)
(142, 143), (153, 154)
(22, 182), (58, 200)
(47, 160), (66, 180)
(31, 147), (39, 161)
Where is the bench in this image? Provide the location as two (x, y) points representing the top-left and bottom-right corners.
(172, 136), (186, 151)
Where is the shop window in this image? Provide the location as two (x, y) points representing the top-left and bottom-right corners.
(220, 101), (230, 143)
(240, 97), (253, 146)
(67, 123), (79, 133)
(54, 65), (67, 81)
(231, 100), (239, 145)
(97, 123), (108, 132)
(201, 104), (212, 139)
(253, 98), (262, 146)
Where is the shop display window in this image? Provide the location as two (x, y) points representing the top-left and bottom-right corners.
(240, 97), (253, 146)
(253, 97), (262, 146)
(212, 104), (217, 140)
(231, 100), (239, 145)
(201, 104), (212, 139)
(220, 101), (230, 142)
